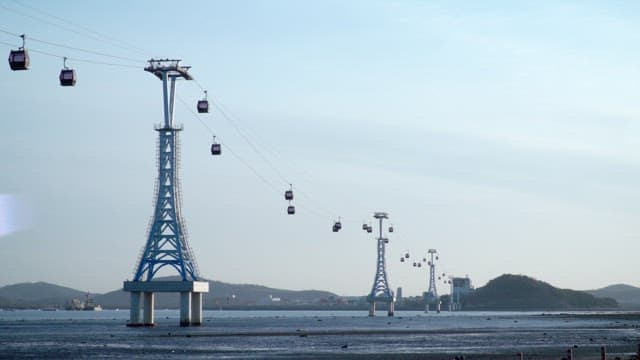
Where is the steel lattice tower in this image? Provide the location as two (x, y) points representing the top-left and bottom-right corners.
(424, 249), (440, 313)
(133, 59), (200, 282)
(124, 59), (209, 328)
(366, 212), (395, 317)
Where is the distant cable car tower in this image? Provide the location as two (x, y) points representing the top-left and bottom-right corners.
(123, 59), (208, 327)
(366, 212), (395, 317)
(423, 249), (440, 313)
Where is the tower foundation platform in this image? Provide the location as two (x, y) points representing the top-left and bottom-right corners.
(123, 281), (209, 327)
(367, 299), (395, 317)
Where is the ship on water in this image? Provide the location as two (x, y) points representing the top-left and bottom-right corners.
(66, 293), (102, 311)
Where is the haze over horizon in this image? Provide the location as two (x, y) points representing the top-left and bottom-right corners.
(1, 1), (639, 297)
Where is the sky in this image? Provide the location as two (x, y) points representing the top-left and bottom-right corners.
(1, 0), (639, 297)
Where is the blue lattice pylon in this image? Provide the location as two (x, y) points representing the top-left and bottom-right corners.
(133, 60), (200, 282)
(366, 212), (395, 316)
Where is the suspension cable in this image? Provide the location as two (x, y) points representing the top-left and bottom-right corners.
(0, 28), (144, 64)
(0, 41), (141, 68)
(9, 0), (153, 57)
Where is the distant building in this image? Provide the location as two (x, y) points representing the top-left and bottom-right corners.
(451, 276), (473, 311)
(396, 287), (403, 301)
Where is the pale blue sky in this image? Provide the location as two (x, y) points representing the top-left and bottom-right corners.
(1, 1), (639, 297)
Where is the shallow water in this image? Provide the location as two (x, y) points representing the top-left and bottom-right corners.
(1, 310), (639, 359)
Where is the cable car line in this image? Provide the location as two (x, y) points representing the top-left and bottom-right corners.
(0, 28), (144, 64)
(3, 14), (362, 227)
(176, 94), (336, 221)
(212, 100), (292, 185)
(8, 0), (153, 57)
(207, 97), (339, 219)
(193, 78), (317, 186)
(191, 85), (338, 218)
(0, 3), (152, 59)
(192, 81), (340, 220)
(175, 94), (282, 196)
(0, 41), (140, 69)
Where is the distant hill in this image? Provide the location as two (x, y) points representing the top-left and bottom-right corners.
(96, 277), (338, 309)
(0, 282), (89, 308)
(461, 274), (618, 310)
(0, 278), (338, 309)
(587, 284), (640, 307)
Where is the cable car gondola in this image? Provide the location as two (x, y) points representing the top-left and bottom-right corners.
(285, 184), (294, 215)
(59, 57), (76, 87)
(366, 225), (372, 233)
(332, 218), (342, 232)
(210, 136), (221, 155)
(8, 34), (29, 71)
(404, 252), (410, 259)
(388, 226), (394, 233)
(400, 257), (405, 262)
(197, 90), (209, 113)
(362, 223), (367, 231)
(417, 262), (422, 268)
(284, 184), (293, 201)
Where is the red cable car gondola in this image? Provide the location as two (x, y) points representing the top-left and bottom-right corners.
(59, 57), (76, 87)
(8, 34), (29, 71)
(210, 136), (221, 155)
(197, 90), (209, 113)
(284, 184), (293, 201)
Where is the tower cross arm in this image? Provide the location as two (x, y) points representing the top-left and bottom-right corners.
(144, 59), (193, 80)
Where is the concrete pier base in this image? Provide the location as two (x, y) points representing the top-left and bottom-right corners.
(368, 302), (375, 317)
(143, 292), (155, 326)
(123, 281), (209, 327)
(180, 291), (192, 327)
(191, 292), (202, 326)
(129, 292), (142, 326)
(368, 299), (395, 317)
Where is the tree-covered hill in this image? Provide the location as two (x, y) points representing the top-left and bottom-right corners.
(462, 274), (617, 310)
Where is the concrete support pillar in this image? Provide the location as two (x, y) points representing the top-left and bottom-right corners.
(387, 301), (394, 317)
(143, 292), (155, 326)
(368, 302), (375, 317)
(191, 292), (202, 326)
(128, 291), (142, 326)
(180, 291), (192, 327)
